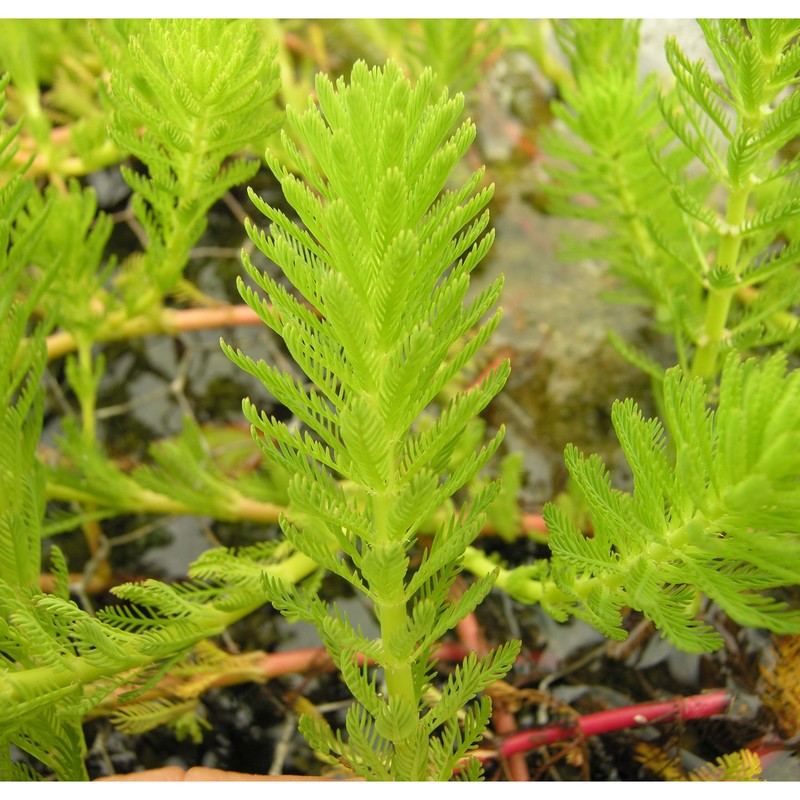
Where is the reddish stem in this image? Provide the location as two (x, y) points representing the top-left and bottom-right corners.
(521, 512), (548, 536)
(97, 642), (472, 712)
(43, 303), (265, 361)
(166, 304), (263, 331)
(498, 690), (732, 759)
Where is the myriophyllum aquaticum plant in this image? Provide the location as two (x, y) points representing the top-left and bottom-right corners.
(462, 19), (800, 653)
(221, 60), (520, 781)
(3, 19), (799, 783)
(0, 28), (299, 780)
(539, 19), (800, 383)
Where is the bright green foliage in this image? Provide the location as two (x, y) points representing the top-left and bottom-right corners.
(0, 73), (89, 778)
(542, 352), (800, 653)
(15, 180), (116, 443)
(46, 415), (293, 525)
(0, 21), (115, 176)
(0, 547), (300, 780)
(661, 19), (800, 379)
(392, 19), (500, 96)
(553, 19), (641, 78)
(0, 21), (71, 158)
(0, 70), (301, 780)
(16, 180), (114, 344)
(331, 19), (499, 98)
(98, 19), (280, 309)
(31, 21), (282, 538)
(223, 60), (519, 780)
(540, 20), (704, 375)
(6, 19), (798, 781)
(541, 19), (800, 382)
(0, 76), (98, 780)
(513, 18), (800, 653)
(0, 72), (51, 592)
(0, 21), (57, 150)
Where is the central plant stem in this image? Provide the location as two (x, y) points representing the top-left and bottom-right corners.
(372, 484), (420, 780)
(378, 599), (416, 702)
(372, 489), (416, 707)
(691, 185), (749, 381)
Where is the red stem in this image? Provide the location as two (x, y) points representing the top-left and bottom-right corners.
(498, 690), (732, 759)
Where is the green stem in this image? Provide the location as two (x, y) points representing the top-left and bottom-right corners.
(461, 546), (569, 607)
(76, 337), (103, 558)
(691, 186), (750, 381)
(45, 480), (285, 524)
(76, 339), (97, 447)
(378, 599), (416, 702)
(371, 486), (419, 779)
(373, 491), (416, 707)
(158, 116), (209, 293)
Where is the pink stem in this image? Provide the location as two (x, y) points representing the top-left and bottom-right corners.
(247, 642), (471, 680)
(44, 303), (265, 361)
(499, 690), (732, 758)
(165, 304), (262, 331)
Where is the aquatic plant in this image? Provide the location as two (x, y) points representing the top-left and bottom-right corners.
(0, 18), (798, 782)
